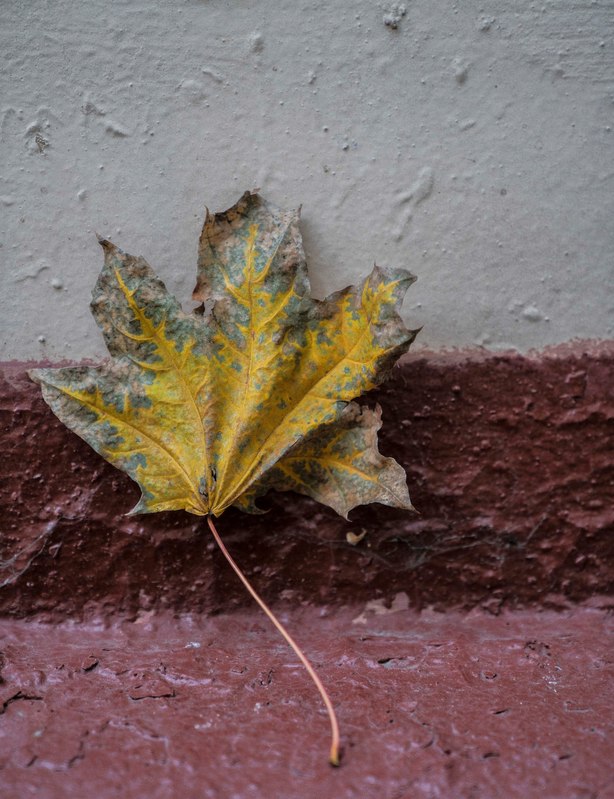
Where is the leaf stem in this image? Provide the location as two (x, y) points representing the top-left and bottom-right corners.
(206, 515), (341, 766)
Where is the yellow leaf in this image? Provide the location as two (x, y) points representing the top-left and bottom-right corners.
(30, 191), (418, 518)
(237, 403), (414, 519)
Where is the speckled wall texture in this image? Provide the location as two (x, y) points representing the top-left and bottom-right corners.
(3, 349), (613, 618)
(1, 0), (613, 359)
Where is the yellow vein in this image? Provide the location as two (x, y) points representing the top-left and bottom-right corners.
(114, 270), (210, 496)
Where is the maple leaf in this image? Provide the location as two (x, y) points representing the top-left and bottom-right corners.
(29, 191), (420, 766)
(29, 191), (418, 519)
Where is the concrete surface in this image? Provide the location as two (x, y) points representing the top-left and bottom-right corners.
(1, 607), (612, 799)
(4, 345), (612, 797)
(1, 0), (613, 360)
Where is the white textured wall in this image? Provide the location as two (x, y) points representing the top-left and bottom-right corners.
(1, 0), (613, 360)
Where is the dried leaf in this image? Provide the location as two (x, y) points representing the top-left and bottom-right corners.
(238, 403), (412, 519)
(30, 191), (417, 518)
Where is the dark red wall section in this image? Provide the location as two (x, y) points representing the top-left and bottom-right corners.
(2, 345), (612, 620)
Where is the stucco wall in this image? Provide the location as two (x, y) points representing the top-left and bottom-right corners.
(1, 0), (612, 360)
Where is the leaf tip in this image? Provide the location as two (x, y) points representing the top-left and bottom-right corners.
(127, 495), (153, 516)
(96, 235), (117, 255)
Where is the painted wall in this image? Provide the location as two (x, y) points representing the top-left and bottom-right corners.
(1, 0), (612, 360)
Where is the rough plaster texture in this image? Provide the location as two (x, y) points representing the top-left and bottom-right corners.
(1, 609), (613, 799)
(1, 0), (613, 360)
(3, 350), (613, 619)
